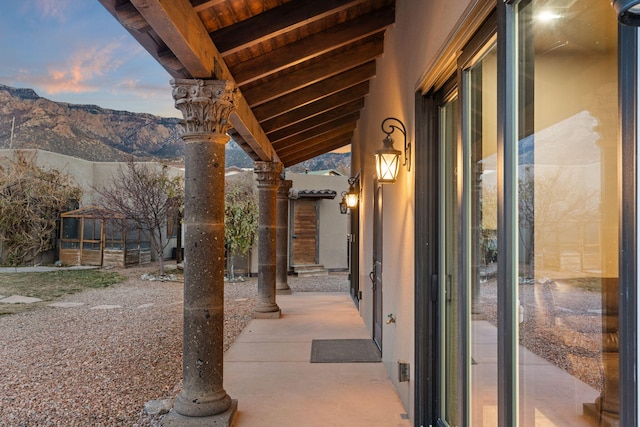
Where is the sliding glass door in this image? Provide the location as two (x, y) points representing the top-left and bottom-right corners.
(514, 1), (619, 425)
(438, 89), (460, 426)
(462, 38), (499, 426)
(426, 1), (621, 425)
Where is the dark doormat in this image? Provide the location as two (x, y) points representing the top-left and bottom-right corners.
(310, 339), (381, 363)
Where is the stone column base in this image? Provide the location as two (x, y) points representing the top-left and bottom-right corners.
(253, 309), (281, 319)
(162, 400), (237, 427)
(276, 287), (292, 295)
(583, 402), (619, 427)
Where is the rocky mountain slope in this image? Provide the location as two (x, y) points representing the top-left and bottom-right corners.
(0, 84), (350, 172)
(0, 84), (183, 162)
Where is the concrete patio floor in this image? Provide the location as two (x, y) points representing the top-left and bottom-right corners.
(223, 292), (411, 427)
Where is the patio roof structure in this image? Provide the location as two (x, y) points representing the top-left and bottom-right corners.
(99, 0), (396, 166)
(98, 1), (397, 425)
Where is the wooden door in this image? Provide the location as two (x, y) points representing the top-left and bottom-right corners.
(80, 217), (104, 266)
(291, 199), (318, 265)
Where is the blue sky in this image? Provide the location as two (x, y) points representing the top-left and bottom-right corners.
(0, 0), (180, 118)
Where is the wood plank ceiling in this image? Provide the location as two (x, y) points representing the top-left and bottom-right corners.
(99, 0), (396, 167)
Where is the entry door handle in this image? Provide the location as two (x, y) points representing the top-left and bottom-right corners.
(369, 270), (376, 290)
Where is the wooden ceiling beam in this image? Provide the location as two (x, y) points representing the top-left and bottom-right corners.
(271, 112), (360, 148)
(252, 61), (376, 122)
(157, 48), (186, 72)
(228, 131), (261, 161)
(260, 83), (368, 134)
(115, 2), (151, 32)
(211, 0), (367, 56)
(267, 98), (364, 142)
(126, 0), (278, 162)
(192, 0), (227, 13)
(129, 0), (219, 77)
(275, 124), (356, 156)
(99, 0), (182, 77)
(282, 136), (353, 167)
(243, 35), (383, 106)
(232, 7), (394, 85)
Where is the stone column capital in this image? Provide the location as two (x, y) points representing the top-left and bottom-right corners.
(171, 79), (237, 135)
(277, 179), (293, 199)
(254, 161), (283, 188)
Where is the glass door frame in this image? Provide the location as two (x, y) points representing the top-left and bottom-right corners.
(435, 78), (461, 427)
(414, 86), (442, 427)
(496, 3), (518, 426)
(496, 1), (638, 425)
(617, 17), (639, 427)
(458, 21), (500, 426)
(416, 2), (639, 425)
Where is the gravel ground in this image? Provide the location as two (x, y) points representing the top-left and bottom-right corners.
(0, 267), (349, 427)
(477, 273), (605, 391)
(1, 265), (607, 425)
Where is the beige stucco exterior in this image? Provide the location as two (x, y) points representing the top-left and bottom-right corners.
(0, 149), (349, 271)
(246, 170), (351, 275)
(0, 148), (184, 206)
(287, 172), (351, 270)
(350, 0), (482, 415)
(0, 148), (184, 261)
(350, 0), (623, 420)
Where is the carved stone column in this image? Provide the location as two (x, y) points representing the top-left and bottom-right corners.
(165, 79), (237, 425)
(276, 178), (293, 294)
(253, 161), (283, 318)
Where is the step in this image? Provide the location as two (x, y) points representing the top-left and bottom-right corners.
(297, 269), (329, 277)
(292, 265), (328, 277)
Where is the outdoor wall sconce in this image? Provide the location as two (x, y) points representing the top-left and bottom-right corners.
(375, 117), (410, 184)
(345, 176), (359, 208)
(339, 197), (348, 214)
(339, 176), (359, 214)
(614, 0), (640, 25)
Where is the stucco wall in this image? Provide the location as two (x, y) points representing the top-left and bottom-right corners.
(0, 149), (183, 261)
(0, 149), (96, 206)
(287, 172), (350, 271)
(350, 0), (478, 418)
(247, 171), (350, 274)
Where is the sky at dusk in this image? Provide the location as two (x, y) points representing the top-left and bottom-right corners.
(0, 0), (181, 118)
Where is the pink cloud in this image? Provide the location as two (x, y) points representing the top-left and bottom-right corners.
(43, 43), (125, 94)
(35, 0), (71, 22)
(113, 79), (167, 100)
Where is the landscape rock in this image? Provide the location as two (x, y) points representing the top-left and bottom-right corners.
(143, 399), (173, 416)
(0, 295), (42, 304)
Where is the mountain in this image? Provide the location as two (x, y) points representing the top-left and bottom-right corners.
(0, 84), (183, 162)
(286, 152), (351, 175)
(0, 84), (351, 172)
(225, 141), (351, 175)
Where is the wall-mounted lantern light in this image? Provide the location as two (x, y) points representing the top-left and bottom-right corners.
(614, 0), (640, 25)
(339, 176), (359, 214)
(375, 117), (410, 184)
(345, 176), (359, 208)
(339, 196), (348, 214)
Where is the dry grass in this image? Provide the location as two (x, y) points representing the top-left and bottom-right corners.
(0, 269), (123, 316)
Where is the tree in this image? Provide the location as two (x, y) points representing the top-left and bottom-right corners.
(0, 151), (82, 266)
(518, 166), (599, 280)
(96, 158), (184, 275)
(225, 172), (258, 279)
